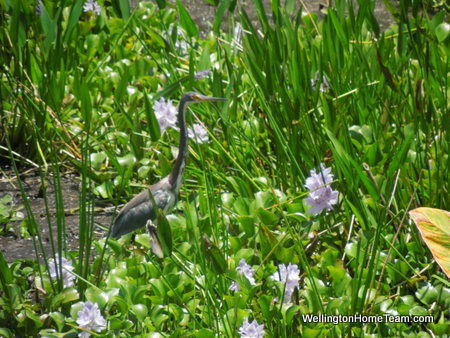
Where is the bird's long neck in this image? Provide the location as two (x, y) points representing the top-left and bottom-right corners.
(168, 98), (189, 193)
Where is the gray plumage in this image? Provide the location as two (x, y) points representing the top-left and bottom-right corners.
(111, 178), (175, 238)
(111, 92), (225, 256)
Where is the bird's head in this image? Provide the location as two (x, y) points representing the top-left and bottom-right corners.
(182, 91), (226, 105)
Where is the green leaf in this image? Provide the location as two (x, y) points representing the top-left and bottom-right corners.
(238, 215), (255, 237)
(0, 328), (13, 338)
(135, 233), (151, 249)
(409, 208), (450, 278)
(254, 0), (269, 32)
(328, 9), (348, 47)
(195, 328), (215, 337)
(51, 288), (80, 308)
(39, 3), (58, 54)
(202, 235), (227, 274)
(257, 295), (272, 321)
(63, 0), (84, 44)
(95, 181), (114, 199)
(409, 305), (428, 316)
(285, 305), (300, 324)
(118, 0), (130, 20)
(256, 208), (279, 226)
(144, 91), (161, 141)
(176, 0), (198, 37)
(90, 152), (107, 170)
(0, 251), (13, 286)
(155, 0), (167, 9)
(117, 153), (136, 168)
(258, 224), (278, 259)
(213, 0), (231, 34)
(154, 215), (172, 257)
(415, 282), (438, 306)
(131, 304), (148, 321)
(49, 312), (65, 332)
(435, 22), (450, 43)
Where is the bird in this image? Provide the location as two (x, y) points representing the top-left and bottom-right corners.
(111, 92), (226, 257)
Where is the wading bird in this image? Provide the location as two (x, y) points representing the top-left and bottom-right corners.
(111, 92), (226, 257)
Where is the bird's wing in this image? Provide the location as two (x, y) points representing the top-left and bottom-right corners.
(111, 189), (170, 238)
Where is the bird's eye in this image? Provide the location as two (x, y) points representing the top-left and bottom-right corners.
(192, 94), (201, 101)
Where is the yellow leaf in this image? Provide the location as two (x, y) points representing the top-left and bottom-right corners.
(409, 207), (450, 279)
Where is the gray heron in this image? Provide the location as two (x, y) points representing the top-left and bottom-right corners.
(111, 92), (226, 257)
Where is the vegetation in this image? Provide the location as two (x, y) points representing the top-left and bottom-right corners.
(0, 0), (449, 336)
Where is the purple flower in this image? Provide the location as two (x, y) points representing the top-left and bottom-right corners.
(194, 69), (212, 80)
(229, 280), (240, 292)
(76, 301), (107, 337)
(272, 263), (300, 304)
(304, 163), (338, 215)
(35, 0), (42, 15)
(311, 72), (330, 92)
(152, 97), (178, 133)
(236, 258), (257, 286)
(83, 0), (101, 16)
(48, 255), (75, 288)
(230, 259), (257, 292)
(188, 123), (209, 144)
(239, 317), (265, 338)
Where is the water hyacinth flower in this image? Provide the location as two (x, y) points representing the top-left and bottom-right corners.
(304, 163), (338, 215)
(236, 258), (257, 286)
(35, 0), (42, 15)
(272, 263), (300, 304)
(229, 258), (257, 292)
(229, 280), (240, 292)
(48, 255), (75, 288)
(188, 123), (209, 144)
(152, 97), (178, 133)
(194, 69), (211, 80)
(233, 23), (244, 47)
(76, 301), (107, 338)
(239, 317), (265, 338)
(311, 72), (330, 93)
(83, 0), (101, 16)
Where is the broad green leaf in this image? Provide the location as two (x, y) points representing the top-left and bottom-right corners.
(256, 208), (279, 226)
(258, 224), (278, 259)
(131, 304), (148, 321)
(49, 312), (65, 332)
(95, 181), (114, 199)
(238, 215), (255, 237)
(51, 288), (80, 308)
(415, 282), (438, 306)
(135, 233), (151, 249)
(0, 328), (13, 338)
(409, 207), (450, 278)
(435, 22), (450, 42)
(117, 153), (136, 168)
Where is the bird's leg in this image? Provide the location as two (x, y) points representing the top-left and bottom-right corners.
(146, 220), (164, 258)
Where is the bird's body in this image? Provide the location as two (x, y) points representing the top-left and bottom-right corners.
(111, 177), (176, 238)
(111, 92), (225, 256)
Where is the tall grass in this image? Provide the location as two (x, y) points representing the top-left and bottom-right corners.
(0, 0), (448, 336)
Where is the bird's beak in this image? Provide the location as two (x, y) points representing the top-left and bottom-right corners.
(193, 94), (227, 102)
